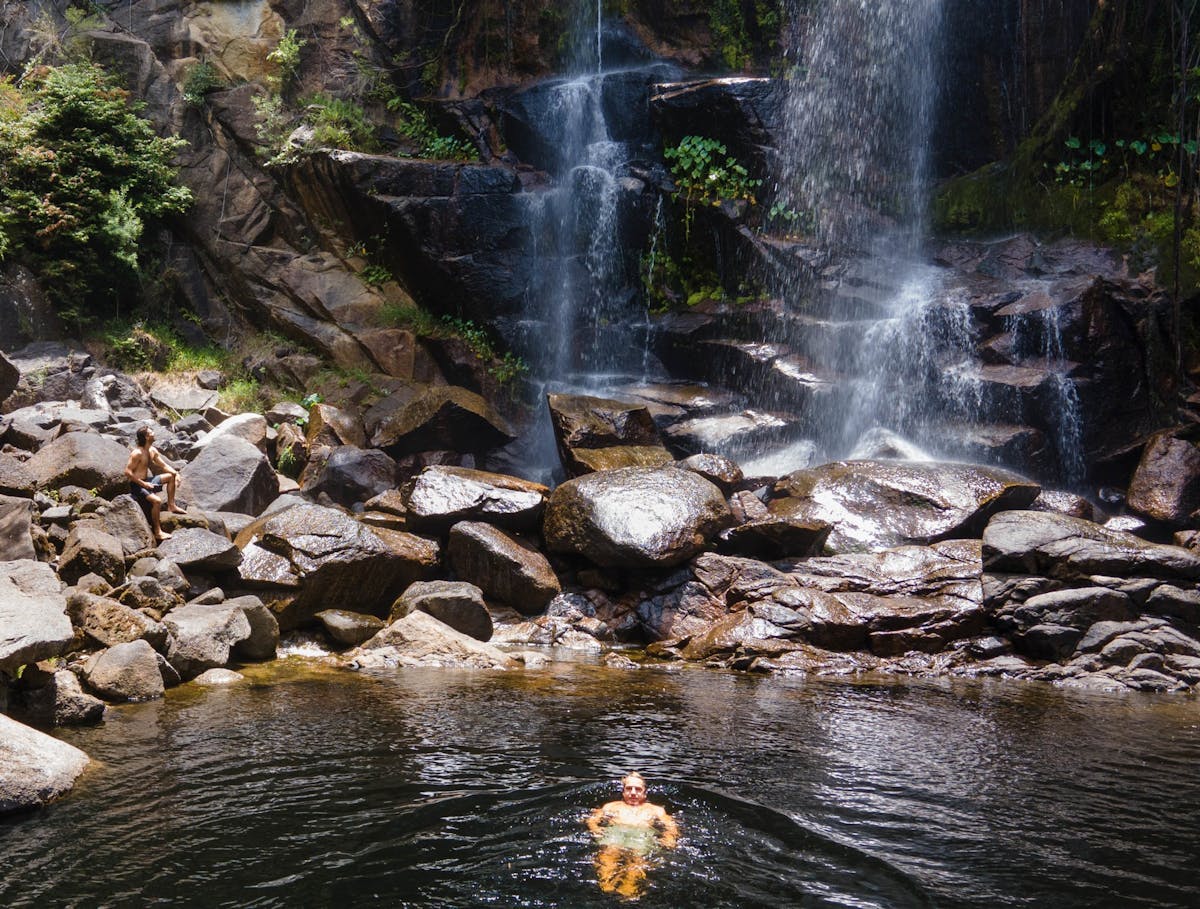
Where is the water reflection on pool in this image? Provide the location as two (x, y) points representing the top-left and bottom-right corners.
(3, 657), (1198, 908)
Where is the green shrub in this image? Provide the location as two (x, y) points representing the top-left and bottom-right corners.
(302, 93), (376, 151)
(182, 62), (224, 106)
(0, 62), (192, 328)
(268, 29), (306, 90)
(387, 97), (477, 161)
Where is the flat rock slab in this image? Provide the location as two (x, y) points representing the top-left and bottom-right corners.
(983, 510), (1200, 580)
(772, 459), (1041, 553)
(156, 527), (242, 572)
(544, 466), (732, 568)
(0, 713), (90, 815)
(404, 465), (548, 532)
(149, 382), (219, 413)
(0, 560), (72, 672)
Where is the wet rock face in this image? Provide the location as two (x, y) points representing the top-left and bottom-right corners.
(447, 521), (561, 615)
(547, 393), (672, 477)
(1126, 434), (1200, 526)
(370, 386), (515, 456)
(771, 460), (1041, 553)
(404, 465), (549, 533)
(543, 466), (732, 568)
(983, 511), (1200, 580)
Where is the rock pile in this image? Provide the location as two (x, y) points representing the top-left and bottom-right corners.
(5, 345), (1200, 813)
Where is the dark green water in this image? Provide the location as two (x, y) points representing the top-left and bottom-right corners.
(3, 657), (1199, 908)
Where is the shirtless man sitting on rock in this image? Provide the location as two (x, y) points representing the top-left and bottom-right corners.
(124, 425), (184, 542)
(586, 772), (679, 898)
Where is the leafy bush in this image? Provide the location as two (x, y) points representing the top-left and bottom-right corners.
(268, 29), (307, 90)
(304, 94), (376, 151)
(0, 63), (192, 328)
(387, 97), (477, 161)
(664, 135), (760, 205)
(182, 62), (224, 106)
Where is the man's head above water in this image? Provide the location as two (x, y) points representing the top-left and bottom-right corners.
(621, 772), (648, 806)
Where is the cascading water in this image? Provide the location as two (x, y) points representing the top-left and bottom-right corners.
(764, 0), (1084, 484)
(498, 4), (676, 480)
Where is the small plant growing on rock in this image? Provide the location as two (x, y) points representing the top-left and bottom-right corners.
(182, 62), (224, 106)
(267, 29), (307, 91)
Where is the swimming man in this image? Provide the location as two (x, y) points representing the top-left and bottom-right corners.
(586, 772), (679, 898)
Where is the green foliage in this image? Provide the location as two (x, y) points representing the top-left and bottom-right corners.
(386, 97), (477, 161)
(663, 135), (760, 238)
(267, 29), (306, 91)
(359, 264), (393, 286)
(252, 93), (296, 164)
(0, 62), (192, 328)
(218, 377), (270, 414)
(302, 93), (376, 151)
(664, 135), (760, 204)
(275, 443), (300, 478)
(99, 320), (226, 373)
(182, 62), (224, 106)
(1052, 132), (1193, 189)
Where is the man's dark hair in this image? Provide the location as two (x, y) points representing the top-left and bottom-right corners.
(136, 426), (151, 447)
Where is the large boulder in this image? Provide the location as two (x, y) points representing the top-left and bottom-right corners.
(0, 350), (17, 403)
(403, 465), (549, 532)
(0, 494), (35, 561)
(1126, 434), (1200, 526)
(0, 713), (90, 815)
(370, 386), (515, 455)
(235, 503), (429, 628)
(547, 393), (672, 477)
(0, 560), (73, 672)
(447, 522), (560, 615)
(58, 524), (126, 586)
(17, 667), (106, 727)
(771, 460), (1041, 553)
(315, 609), (385, 646)
(0, 452), (37, 496)
(345, 609), (515, 670)
(81, 640), (167, 701)
(163, 601), (270, 680)
(389, 579), (493, 641)
(543, 467), (733, 568)
(193, 412), (269, 450)
(24, 431), (129, 497)
(305, 403), (366, 449)
(983, 510), (1200, 580)
(179, 434), (278, 515)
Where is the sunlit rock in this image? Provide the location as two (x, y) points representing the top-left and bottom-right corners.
(544, 466), (732, 568)
(772, 459), (1040, 553)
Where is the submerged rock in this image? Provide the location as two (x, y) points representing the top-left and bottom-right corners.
(0, 713), (90, 815)
(771, 459), (1041, 553)
(543, 466), (732, 568)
